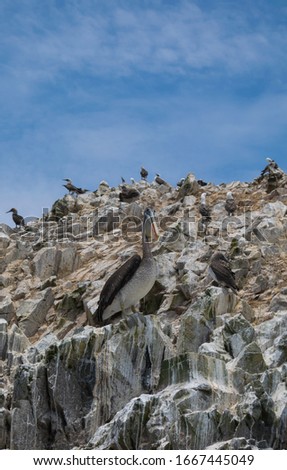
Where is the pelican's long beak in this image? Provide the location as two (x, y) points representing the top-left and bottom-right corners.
(144, 208), (159, 242)
(150, 217), (159, 241)
(146, 217), (159, 242)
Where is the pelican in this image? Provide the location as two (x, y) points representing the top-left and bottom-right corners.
(140, 167), (148, 180)
(199, 193), (211, 221)
(6, 208), (25, 228)
(95, 208), (158, 324)
(225, 191), (237, 216)
(63, 178), (88, 196)
(209, 252), (238, 294)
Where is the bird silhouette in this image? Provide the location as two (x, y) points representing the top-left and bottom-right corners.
(6, 208), (25, 228)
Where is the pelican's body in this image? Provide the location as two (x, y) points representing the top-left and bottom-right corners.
(6, 208), (25, 228)
(95, 208), (158, 324)
(225, 191), (236, 216)
(209, 252), (238, 294)
(98, 254), (156, 321)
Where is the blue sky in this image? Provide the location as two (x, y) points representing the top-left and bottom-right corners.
(0, 0), (287, 224)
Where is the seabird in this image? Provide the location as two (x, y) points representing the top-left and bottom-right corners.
(119, 185), (140, 202)
(95, 208), (158, 324)
(155, 173), (168, 185)
(225, 191), (237, 216)
(140, 167), (148, 180)
(257, 158), (282, 183)
(177, 178), (185, 188)
(199, 193), (211, 221)
(6, 208), (25, 228)
(121, 176), (126, 184)
(197, 179), (208, 187)
(209, 252), (238, 294)
(263, 157), (283, 176)
(63, 179), (88, 196)
(130, 178), (136, 185)
(266, 157), (278, 169)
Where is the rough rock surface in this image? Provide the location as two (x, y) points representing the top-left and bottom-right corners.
(0, 167), (287, 450)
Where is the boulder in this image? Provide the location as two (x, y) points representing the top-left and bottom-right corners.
(16, 288), (54, 337)
(0, 295), (15, 322)
(32, 247), (59, 280)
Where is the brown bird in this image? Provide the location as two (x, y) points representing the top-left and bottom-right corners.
(209, 252), (239, 294)
(225, 191), (237, 216)
(6, 208), (25, 228)
(140, 166), (148, 180)
(119, 185), (140, 202)
(95, 208), (158, 324)
(63, 178), (88, 196)
(155, 173), (169, 185)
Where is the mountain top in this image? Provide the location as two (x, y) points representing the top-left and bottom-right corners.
(1, 161), (287, 450)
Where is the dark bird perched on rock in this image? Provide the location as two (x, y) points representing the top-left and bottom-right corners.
(6, 208), (25, 228)
(95, 208), (159, 324)
(225, 191), (237, 216)
(256, 157), (285, 193)
(199, 193), (211, 222)
(177, 178), (185, 188)
(121, 176), (126, 184)
(154, 173), (169, 185)
(140, 166), (148, 180)
(63, 179), (88, 196)
(265, 157), (278, 170)
(197, 179), (208, 186)
(209, 252), (239, 294)
(119, 185), (140, 202)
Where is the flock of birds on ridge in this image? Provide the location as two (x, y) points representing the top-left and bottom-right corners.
(1, 158), (283, 325)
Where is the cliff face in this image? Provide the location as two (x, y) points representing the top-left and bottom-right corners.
(1, 171), (287, 450)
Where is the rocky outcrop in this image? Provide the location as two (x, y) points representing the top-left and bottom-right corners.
(0, 167), (287, 450)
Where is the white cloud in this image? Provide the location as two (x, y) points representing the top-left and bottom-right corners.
(1, 0), (286, 87)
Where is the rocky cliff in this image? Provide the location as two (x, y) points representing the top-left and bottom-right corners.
(1, 168), (287, 450)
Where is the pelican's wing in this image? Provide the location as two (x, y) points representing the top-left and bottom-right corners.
(96, 254), (142, 323)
